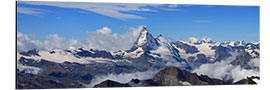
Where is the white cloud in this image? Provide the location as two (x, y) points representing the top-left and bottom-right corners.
(192, 52), (259, 83)
(248, 58), (260, 68)
(17, 7), (46, 16)
(43, 34), (85, 50)
(18, 1), (178, 20)
(96, 27), (112, 34)
(193, 60), (260, 83)
(85, 68), (160, 87)
(17, 32), (43, 52)
(85, 26), (143, 52)
(17, 26), (143, 52)
(17, 32), (85, 52)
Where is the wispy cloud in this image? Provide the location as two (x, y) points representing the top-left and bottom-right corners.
(18, 1), (180, 20)
(182, 4), (193, 7)
(168, 4), (178, 8)
(17, 7), (45, 16)
(193, 20), (212, 23)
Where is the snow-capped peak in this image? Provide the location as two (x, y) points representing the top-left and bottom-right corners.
(156, 34), (171, 49)
(188, 37), (199, 43)
(200, 37), (213, 43)
(156, 34), (169, 43)
(187, 37), (213, 44)
(131, 26), (159, 50)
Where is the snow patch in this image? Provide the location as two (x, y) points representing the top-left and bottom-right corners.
(252, 78), (260, 84)
(17, 63), (41, 75)
(172, 44), (197, 60)
(179, 80), (191, 86)
(123, 47), (144, 58)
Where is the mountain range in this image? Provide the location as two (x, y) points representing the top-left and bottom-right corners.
(16, 26), (260, 89)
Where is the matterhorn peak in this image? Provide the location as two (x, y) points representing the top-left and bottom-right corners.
(130, 26), (159, 51)
(137, 25), (149, 32)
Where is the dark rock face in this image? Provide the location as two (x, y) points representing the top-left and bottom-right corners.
(198, 75), (230, 85)
(172, 41), (199, 54)
(75, 48), (115, 59)
(141, 79), (161, 86)
(152, 67), (208, 86)
(212, 46), (232, 61)
(192, 54), (209, 67)
(19, 48), (40, 56)
(93, 80), (131, 88)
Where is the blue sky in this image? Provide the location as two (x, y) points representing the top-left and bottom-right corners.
(17, 1), (259, 43)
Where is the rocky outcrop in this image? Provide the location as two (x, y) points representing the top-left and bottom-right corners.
(152, 67), (207, 85)
(93, 80), (131, 88)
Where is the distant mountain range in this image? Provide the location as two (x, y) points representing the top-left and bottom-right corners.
(16, 26), (260, 89)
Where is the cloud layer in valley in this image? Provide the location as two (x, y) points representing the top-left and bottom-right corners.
(192, 54), (260, 83)
(85, 68), (160, 87)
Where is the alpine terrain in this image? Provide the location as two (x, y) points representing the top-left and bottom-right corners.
(17, 26), (260, 89)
